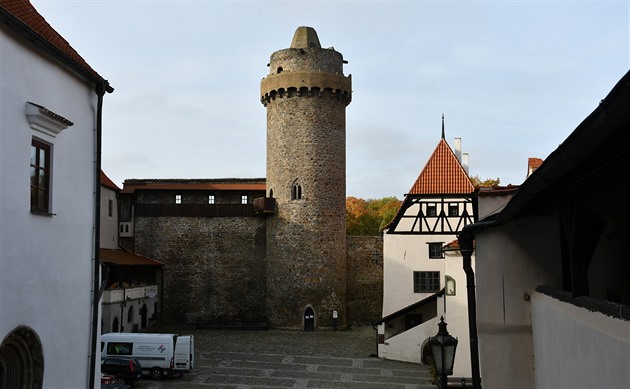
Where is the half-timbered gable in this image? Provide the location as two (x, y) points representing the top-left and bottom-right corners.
(388, 138), (475, 234)
(379, 128), (477, 378)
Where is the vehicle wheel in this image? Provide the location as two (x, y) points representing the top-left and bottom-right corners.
(150, 367), (163, 380)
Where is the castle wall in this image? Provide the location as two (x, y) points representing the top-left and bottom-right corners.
(346, 236), (384, 325)
(132, 216), (266, 323)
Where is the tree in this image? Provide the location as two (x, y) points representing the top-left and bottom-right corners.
(346, 196), (401, 235)
(469, 175), (501, 188)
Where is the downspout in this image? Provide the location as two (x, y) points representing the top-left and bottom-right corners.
(88, 80), (111, 389)
(457, 221), (495, 389)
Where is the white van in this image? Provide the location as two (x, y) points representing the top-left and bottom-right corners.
(174, 335), (194, 373)
(101, 333), (193, 379)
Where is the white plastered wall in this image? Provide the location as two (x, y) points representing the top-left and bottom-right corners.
(1, 27), (99, 388)
(531, 291), (630, 389)
(382, 232), (446, 317)
(100, 185), (119, 249)
(474, 216), (562, 389)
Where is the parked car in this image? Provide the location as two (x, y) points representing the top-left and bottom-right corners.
(101, 371), (117, 384)
(101, 356), (142, 385)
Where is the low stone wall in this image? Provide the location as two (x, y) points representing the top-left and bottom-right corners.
(346, 236), (383, 325)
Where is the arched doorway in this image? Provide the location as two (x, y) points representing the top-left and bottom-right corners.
(0, 327), (44, 389)
(303, 307), (315, 332)
(112, 317), (119, 332)
(140, 304), (147, 329)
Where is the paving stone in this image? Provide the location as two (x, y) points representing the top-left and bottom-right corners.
(133, 327), (434, 388)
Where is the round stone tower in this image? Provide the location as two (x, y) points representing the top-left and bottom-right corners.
(261, 26), (352, 329)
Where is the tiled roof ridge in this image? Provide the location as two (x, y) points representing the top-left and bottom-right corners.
(0, 0), (107, 85)
(408, 138), (474, 195)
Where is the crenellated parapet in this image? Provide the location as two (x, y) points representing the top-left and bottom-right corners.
(260, 71), (352, 106)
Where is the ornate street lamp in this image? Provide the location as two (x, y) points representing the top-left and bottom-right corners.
(430, 316), (458, 389)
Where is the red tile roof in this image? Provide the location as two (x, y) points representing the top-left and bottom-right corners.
(408, 139), (475, 195)
(121, 178), (267, 194)
(0, 0), (109, 86)
(100, 171), (121, 191)
(528, 157), (543, 169)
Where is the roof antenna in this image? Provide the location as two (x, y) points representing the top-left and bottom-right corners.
(441, 113), (445, 139)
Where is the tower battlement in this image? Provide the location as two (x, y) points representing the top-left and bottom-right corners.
(260, 71), (352, 106)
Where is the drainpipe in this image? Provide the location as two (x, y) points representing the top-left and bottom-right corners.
(457, 225), (485, 389)
(88, 80), (111, 389)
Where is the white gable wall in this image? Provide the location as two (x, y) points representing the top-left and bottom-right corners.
(1, 26), (99, 388)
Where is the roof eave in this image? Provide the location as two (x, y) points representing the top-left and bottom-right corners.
(496, 70), (630, 225)
(0, 6), (113, 93)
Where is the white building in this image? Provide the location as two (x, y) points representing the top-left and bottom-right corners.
(0, 2), (112, 388)
(99, 171), (163, 334)
(460, 70), (630, 388)
(377, 125), (476, 379)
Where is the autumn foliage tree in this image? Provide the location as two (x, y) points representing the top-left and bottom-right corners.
(346, 196), (402, 236)
(469, 175), (501, 188)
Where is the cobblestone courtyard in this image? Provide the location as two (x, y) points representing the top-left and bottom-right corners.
(132, 326), (434, 388)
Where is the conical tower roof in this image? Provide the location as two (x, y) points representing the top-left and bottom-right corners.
(290, 26), (322, 49)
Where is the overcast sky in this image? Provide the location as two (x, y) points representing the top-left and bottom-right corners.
(33, 0), (629, 199)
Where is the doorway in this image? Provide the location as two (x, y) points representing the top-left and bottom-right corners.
(304, 307), (315, 331)
(140, 304), (147, 329)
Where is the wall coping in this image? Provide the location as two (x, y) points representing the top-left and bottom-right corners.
(536, 285), (630, 322)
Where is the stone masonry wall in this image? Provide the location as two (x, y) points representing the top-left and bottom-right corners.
(132, 216), (266, 324)
(263, 34), (350, 329)
(346, 235), (384, 325)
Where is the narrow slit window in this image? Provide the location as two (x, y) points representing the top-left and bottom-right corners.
(291, 182), (302, 200)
